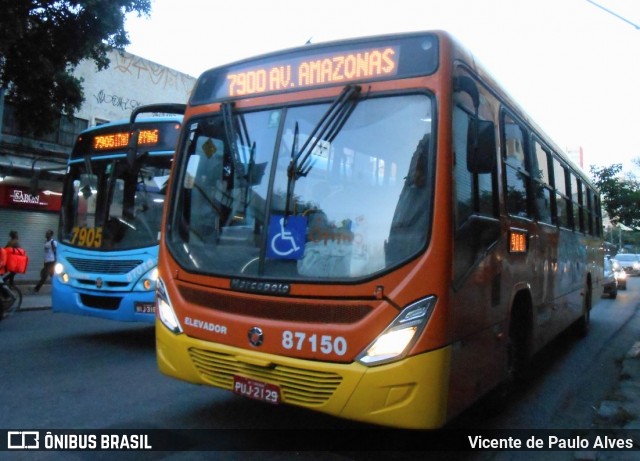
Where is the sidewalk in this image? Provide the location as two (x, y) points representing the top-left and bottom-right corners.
(18, 283), (52, 310)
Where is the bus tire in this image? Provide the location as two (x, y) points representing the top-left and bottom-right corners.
(483, 296), (533, 415)
(507, 293), (533, 383)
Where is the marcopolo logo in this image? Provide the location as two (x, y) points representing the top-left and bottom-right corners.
(230, 278), (290, 295)
(8, 431), (40, 449)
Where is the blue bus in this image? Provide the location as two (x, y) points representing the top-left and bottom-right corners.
(53, 104), (185, 323)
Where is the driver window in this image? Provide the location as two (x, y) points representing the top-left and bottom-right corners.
(453, 75), (497, 230)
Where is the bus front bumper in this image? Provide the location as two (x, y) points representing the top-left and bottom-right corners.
(156, 320), (452, 429)
(52, 280), (156, 324)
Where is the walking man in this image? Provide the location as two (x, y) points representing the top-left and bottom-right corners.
(33, 230), (56, 293)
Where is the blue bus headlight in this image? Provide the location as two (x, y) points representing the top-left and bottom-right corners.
(135, 267), (159, 291)
(156, 277), (182, 334)
(356, 296), (436, 366)
(54, 262), (70, 283)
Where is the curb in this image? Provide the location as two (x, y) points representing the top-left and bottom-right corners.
(18, 283), (52, 311)
(594, 342), (640, 430)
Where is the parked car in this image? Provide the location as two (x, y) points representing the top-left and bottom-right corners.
(612, 259), (627, 290)
(612, 253), (640, 276)
(602, 258), (618, 298)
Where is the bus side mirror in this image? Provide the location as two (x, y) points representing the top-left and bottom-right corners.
(467, 119), (496, 174)
(454, 76), (495, 174)
(127, 129), (140, 168)
(126, 103), (186, 168)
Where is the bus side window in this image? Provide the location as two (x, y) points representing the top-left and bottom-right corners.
(502, 113), (531, 218)
(532, 141), (554, 224)
(552, 158), (571, 229)
(453, 107), (474, 225)
(571, 174), (584, 232)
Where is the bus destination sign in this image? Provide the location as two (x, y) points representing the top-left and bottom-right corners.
(191, 33), (439, 104)
(224, 46), (400, 98)
(92, 129), (160, 151)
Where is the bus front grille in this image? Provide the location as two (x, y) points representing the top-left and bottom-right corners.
(179, 286), (373, 324)
(67, 258), (143, 274)
(189, 348), (342, 406)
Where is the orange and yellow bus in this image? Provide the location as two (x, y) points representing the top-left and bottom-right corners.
(155, 31), (603, 429)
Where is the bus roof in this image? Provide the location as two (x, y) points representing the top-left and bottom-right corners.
(71, 116), (183, 159)
(78, 115), (183, 135)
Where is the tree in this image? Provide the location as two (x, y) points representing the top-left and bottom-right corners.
(0, 0), (151, 136)
(590, 164), (640, 228)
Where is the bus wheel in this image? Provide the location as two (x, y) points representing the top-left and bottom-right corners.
(484, 317), (531, 415)
(507, 299), (533, 383)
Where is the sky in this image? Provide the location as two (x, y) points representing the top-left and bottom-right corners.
(124, 0), (640, 175)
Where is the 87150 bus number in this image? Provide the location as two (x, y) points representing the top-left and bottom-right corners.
(282, 330), (347, 356)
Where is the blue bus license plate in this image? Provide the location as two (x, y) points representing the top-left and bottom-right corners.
(233, 375), (280, 404)
(135, 302), (156, 314)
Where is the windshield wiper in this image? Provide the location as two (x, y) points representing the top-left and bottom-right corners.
(284, 122), (301, 220)
(291, 84), (361, 180)
(284, 84), (361, 217)
(221, 102), (247, 181)
(222, 102), (260, 221)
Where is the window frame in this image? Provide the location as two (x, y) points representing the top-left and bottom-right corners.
(500, 109), (533, 219)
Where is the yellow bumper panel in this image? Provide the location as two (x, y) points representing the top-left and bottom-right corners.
(156, 320), (452, 429)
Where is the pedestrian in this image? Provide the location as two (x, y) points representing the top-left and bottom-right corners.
(33, 230), (56, 293)
(4, 230), (20, 285)
(6, 230), (19, 249)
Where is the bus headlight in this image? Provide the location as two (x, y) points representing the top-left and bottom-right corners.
(54, 262), (70, 283)
(135, 267), (159, 291)
(357, 296), (436, 366)
(156, 277), (182, 334)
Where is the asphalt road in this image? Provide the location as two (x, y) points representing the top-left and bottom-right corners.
(2, 277), (640, 460)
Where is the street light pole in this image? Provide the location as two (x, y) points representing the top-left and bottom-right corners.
(619, 225), (623, 250)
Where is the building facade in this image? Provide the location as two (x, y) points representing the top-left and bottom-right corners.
(0, 51), (195, 281)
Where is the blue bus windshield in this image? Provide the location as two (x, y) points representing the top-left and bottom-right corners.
(60, 153), (171, 251)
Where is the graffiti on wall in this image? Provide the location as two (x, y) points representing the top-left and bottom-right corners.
(79, 50), (196, 115)
(112, 51), (195, 98)
(93, 90), (142, 112)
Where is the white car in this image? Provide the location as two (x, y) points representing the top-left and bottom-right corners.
(613, 260), (628, 290)
(613, 254), (640, 276)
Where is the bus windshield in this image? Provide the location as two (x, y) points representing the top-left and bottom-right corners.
(168, 92), (434, 281)
(61, 154), (172, 251)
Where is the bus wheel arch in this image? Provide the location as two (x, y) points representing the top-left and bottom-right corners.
(484, 289), (534, 414)
(574, 274), (592, 337)
(507, 289), (534, 383)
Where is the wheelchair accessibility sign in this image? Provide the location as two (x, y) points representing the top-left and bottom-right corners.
(267, 215), (306, 260)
